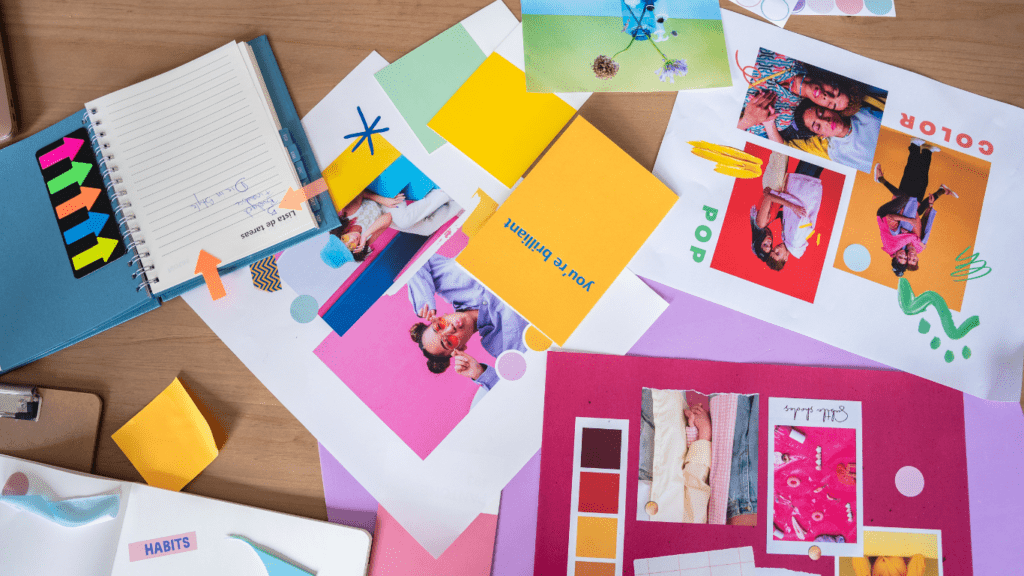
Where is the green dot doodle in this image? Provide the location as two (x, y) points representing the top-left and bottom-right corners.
(898, 278), (979, 363)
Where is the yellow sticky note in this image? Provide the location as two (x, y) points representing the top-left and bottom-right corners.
(322, 133), (401, 212)
(428, 53), (576, 188)
(457, 118), (677, 345)
(112, 378), (219, 491)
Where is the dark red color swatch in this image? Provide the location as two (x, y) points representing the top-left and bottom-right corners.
(580, 428), (621, 470)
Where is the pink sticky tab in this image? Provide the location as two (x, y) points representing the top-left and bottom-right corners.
(128, 532), (198, 562)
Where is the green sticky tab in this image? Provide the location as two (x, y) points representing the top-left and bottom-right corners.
(374, 23), (485, 153)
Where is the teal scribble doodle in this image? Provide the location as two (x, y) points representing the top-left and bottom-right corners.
(898, 278), (980, 363)
(950, 246), (992, 282)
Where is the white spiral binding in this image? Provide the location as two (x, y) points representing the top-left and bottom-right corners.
(84, 109), (158, 293)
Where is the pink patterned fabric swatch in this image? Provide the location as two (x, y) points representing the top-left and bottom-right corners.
(708, 394), (738, 525)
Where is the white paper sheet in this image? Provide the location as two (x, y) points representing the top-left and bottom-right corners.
(195, 45), (665, 557)
(635, 546), (756, 576)
(630, 10), (1024, 401)
(0, 455), (371, 576)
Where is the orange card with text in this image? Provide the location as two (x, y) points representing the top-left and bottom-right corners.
(457, 118), (676, 345)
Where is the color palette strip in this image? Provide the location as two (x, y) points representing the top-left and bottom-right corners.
(568, 418), (628, 576)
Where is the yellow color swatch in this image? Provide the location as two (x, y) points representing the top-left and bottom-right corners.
(427, 52), (576, 188)
(111, 378), (219, 491)
(322, 133), (401, 213)
(575, 516), (618, 559)
(457, 118), (677, 345)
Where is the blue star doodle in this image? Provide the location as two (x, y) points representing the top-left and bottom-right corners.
(343, 107), (389, 155)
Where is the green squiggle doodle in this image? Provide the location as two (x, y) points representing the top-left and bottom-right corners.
(951, 247), (992, 282)
(897, 278), (980, 340)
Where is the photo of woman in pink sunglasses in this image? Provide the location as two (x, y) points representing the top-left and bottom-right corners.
(408, 253), (529, 389)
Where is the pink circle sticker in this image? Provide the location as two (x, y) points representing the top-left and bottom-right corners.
(895, 465), (925, 497)
(496, 351), (527, 381)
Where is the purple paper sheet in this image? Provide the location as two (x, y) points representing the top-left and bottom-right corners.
(318, 443), (378, 534)
(964, 394), (1024, 574)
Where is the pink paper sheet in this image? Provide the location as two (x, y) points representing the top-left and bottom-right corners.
(313, 282), (487, 459)
(536, 352), (971, 575)
(316, 279), (1023, 575)
(369, 505), (498, 575)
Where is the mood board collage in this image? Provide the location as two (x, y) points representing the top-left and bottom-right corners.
(2, 1), (1022, 576)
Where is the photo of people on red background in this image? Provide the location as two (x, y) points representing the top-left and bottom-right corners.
(710, 143), (846, 303)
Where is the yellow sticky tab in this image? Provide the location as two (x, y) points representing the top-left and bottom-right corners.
(111, 378), (219, 491)
(322, 134), (401, 212)
(428, 53), (576, 188)
(457, 118), (677, 345)
(461, 189), (499, 240)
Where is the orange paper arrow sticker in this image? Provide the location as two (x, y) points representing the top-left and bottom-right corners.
(278, 178), (328, 211)
(195, 250), (226, 300)
(55, 187), (103, 219)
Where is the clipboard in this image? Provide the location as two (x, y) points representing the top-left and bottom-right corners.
(0, 385), (102, 473)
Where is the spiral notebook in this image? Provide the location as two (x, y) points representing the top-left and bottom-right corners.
(0, 37), (339, 373)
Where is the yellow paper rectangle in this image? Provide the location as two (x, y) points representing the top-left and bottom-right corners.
(457, 118), (676, 345)
(863, 530), (940, 559)
(322, 133), (401, 213)
(428, 52), (576, 188)
(111, 378), (219, 491)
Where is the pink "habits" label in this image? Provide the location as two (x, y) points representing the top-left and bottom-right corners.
(128, 532), (198, 562)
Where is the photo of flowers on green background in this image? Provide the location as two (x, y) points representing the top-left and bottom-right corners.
(523, 0), (731, 93)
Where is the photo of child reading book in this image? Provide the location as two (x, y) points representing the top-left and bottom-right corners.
(710, 144), (845, 303)
(637, 389), (759, 525)
(737, 48), (887, 173)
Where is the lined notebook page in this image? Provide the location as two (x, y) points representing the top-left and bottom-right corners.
(85, 42), (315, 294)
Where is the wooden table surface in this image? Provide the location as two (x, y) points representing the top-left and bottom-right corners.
(2, 0), (1022, 524)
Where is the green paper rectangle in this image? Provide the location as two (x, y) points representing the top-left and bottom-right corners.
(375, 23), (486, 153)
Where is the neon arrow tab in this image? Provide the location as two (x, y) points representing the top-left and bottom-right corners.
(39, 137), (85, 170)
(195, 250), (226, 300)
(63, 212), (109, 245)
(47, 161), (93, 194)
(278, 178), (328, 211)
(55, 187), (103, 219)
(72, 237), (119, 270)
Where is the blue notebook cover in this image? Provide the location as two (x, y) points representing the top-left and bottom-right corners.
(0, 36), (337, 373)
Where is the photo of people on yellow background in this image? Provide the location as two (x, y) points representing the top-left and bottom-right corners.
(833, 126), (991, 311)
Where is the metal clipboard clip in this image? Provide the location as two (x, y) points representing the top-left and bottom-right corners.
(0, 384), (41, 421)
